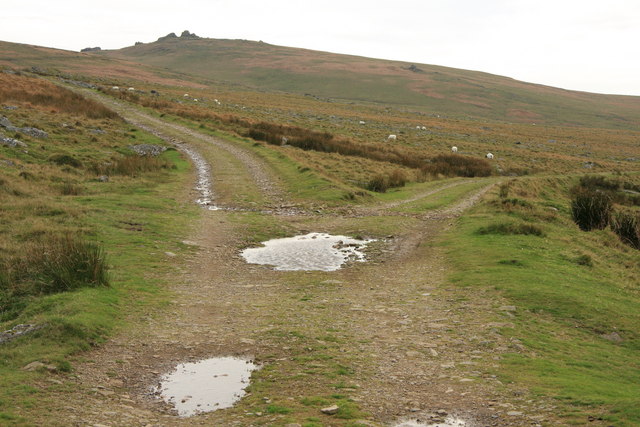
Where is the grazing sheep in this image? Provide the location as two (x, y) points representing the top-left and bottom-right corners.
(416, 125), (421, 129)
(183, 93), (190, 98)
(111, 86), (119, 90)
(359, 120), (366, 125)
(127, 87), (135, 91)
(387, 134), (397, 141)
(421, 126), (427, 130)
(486, 152), (494, 159)
(451, 146), (458, 153)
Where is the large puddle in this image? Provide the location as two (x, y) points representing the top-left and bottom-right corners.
(154, 357), (258, 417)
(394, 416), (468, 427)
(240, 232), (374, 271)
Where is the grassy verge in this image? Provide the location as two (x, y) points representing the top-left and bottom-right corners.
(0, 82), (198, 422)
(443, 175), (640, 426)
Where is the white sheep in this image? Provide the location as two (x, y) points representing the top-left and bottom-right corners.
(486, 153), (494, 159)
(127, 87), (135, 91)
(359, 120), (366, 125)
(387, 134), (397, 141)
(111, 86), (119, 90)
(451, 146), (458, 153)
(183, 93), (190, 98)
(416, 125), (421, 129)
(421, 126), (427, 130)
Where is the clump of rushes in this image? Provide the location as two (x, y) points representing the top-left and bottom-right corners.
(0, 235), (109, 317)
(91, 154), (175, 177)
(570, 188), (613, 231)
(476, 222), (545, 237)
(421, 154), (492, 178)
(611, 210), (640, 249)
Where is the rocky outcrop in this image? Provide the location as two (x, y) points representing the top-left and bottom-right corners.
(180, 30), (200, 39)
(0, 137), (27, 148)
(81, 47), (101, 52)
(157, 32), (178, 42)
(0, 116), (48, 138)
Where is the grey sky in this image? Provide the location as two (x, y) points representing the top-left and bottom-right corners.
(1, 0), (639, 95)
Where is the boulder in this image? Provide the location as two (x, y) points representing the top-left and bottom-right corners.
(320, 405), (339, 415)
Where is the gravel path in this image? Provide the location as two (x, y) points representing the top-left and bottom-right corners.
(29, 88), (556, 426)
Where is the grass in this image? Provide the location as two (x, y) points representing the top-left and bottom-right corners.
(0, 78), (198, 422)
(444, 174), (640, 426)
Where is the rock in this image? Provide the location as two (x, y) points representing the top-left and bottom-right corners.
(507, 411), (523, 416)
(98, 175), (109, 182)
(21, 361), (56, 372)
(320, 405), (339, 415)
(21, 361), (46, 371)
(0, 116), (13, 128)
(601, 332), (623, 343)
(90, 128), (106, 135)
(284, 424), (302, 427)
(20, 127), (48, 139)
(1, 137), (27, 148)
(436, 409), (448, 416)
(406, 351), (421, 358)
(180, 30), (200, 39)
(129, 144), (167, 157)
(0, 116), (47, 138)
(164, 252), (177, 257)
(2, 105), (17, 110)
(240, 338), (255, 345)
(1, 324), (42, 344)
(80, 47), (101, 52)
(499, 306), (517, 312)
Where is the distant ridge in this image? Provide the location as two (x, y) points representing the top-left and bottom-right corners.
(1, 35), (639, 130)
(97, 34), (640, 130)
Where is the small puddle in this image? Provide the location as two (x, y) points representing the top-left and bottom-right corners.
(393, 416), (468, 427)
(154, 357), (258, 417)
(174, 143), (219, 210)
(240, 232), (374, 271)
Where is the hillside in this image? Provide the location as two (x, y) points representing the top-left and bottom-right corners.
(0, 40), (207, 88)
(97, 33), (640, 130)
(1, 37), (639, 426)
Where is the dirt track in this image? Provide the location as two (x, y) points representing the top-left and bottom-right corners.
(33, 93), (556, 426)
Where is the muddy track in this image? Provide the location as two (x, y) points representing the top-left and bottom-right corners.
(30, 89), (554, 426)
(77, 90), (287, 210)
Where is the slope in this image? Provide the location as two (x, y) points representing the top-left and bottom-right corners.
(99, 33), (640, 130)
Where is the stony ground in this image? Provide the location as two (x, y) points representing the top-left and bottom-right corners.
(29, 92), (563, 427)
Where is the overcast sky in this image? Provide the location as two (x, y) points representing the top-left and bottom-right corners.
(2, 0), (639, 96)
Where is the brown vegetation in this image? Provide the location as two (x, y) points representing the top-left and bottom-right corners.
(0, 72), (119, 119)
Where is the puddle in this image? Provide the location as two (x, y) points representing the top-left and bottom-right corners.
(240, 232), (374, 271)
(393, 416), (468, 427)
(179, 144), (219, 210)
(154, 357), (258, 417)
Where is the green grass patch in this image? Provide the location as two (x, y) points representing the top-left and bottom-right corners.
(0, 108), (198, 423)
(444, 175), (640, 426)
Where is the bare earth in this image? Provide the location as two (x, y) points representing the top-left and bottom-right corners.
(31, 93), (561, 427)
